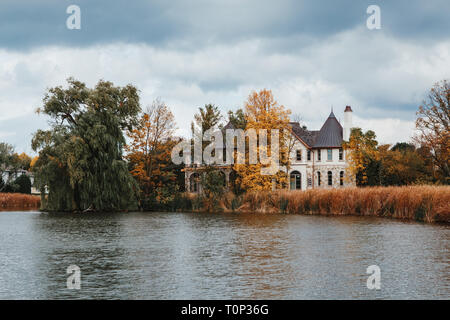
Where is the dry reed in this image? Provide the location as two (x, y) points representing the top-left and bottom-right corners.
(0, 193), (41, 210)
(239, 186), (450, 223)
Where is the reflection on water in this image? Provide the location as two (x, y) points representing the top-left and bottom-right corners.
(0, 211), (448, 299)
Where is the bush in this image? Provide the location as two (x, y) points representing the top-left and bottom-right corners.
(13, 175), (32, 194)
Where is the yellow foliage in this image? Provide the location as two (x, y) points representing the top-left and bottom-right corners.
(234, 89), (291, 191)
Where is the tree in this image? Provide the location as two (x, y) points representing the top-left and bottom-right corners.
(125, 99), (181, 209)
(0, 142), (20, 192)
(192, 104), (222, 133)
(234, 89), (291, 191)
(16, 153), (32, 171)
(227, 108), (246, 130)
(191, 104), (222, 155)
(200, 167), (226, 212)
(378, 144), (430, 186)
(414, 79), (450, 184)
(12, 174), (32, 194)
(32, 78), (141, 212)
(343, 128), (379, 186)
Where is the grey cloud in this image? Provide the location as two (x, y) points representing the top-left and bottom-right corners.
(1, 1), (449, 50)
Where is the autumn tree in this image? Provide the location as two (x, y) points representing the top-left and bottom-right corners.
(343, 128), (379, 186)
(32, 78), (141, 212)
(414, 79), (450, 184)
(234, 89), (291, 191)
(378, 143), (431, 185)
(126, 99), (181, 209)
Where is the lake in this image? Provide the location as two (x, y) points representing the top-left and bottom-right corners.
(0, 211), (448, 299)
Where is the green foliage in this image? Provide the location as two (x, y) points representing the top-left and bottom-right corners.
(391, 142), (416, 153)
(32, 78), (141, 212)
(200, 167), (226, 212)
(12, 175), (32, 194)
(0, 143), (18, 192)
(227, 108), (247, 130)
(346, 129), (435, 187)
(192, 104), (222, 134)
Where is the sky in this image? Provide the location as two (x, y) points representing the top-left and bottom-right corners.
(0, 0), (449, 154)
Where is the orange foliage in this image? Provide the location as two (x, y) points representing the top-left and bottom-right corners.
(125, 100), (178, 201)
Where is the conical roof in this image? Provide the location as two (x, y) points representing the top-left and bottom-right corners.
(312, 112), (343, 148)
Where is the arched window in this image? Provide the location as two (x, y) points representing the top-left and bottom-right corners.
(340, 171), (344, 186)
(327, 171), (332, 186)
(190, 173), (199, 193)
(290, 171), (301, 190)
(317, 171), (321, 186)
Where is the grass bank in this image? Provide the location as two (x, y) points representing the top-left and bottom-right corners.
(0, 193), (41, 210)
(235, 186), (449, 223)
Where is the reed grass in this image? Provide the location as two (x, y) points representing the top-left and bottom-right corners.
(0, 193), (41, 210)
(238, 186), (450, 223)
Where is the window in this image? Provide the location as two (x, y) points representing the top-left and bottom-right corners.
(318, 149), (321, 161)
(327, 149), (332, 161)
(290, 171), (301, 190)
(317, 171), (321, 186)
(339, 148), (343, 161)
(307, 150), (311, 161)
(308, 177), (312, 186)
(296, 150), (302, 161)
(328, 171), (332, 186)
(340, 171), (344, 186)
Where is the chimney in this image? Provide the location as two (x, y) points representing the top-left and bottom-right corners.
(343, 106), (353, 141)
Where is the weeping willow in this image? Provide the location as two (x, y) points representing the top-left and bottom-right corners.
(32, 78), (141, 212)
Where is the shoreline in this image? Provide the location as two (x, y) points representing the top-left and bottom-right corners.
(2, 185), (449, 224)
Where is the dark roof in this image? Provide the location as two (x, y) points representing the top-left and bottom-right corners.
(312, 112), (343, 148)
(289, 122), (319, 147)
(222, 121), (235, 130)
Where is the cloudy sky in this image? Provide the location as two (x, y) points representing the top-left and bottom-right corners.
(0, 0), (449, 154)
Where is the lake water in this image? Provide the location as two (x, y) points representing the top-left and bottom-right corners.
(0, 211), (448, 299)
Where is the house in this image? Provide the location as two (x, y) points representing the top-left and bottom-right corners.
(1, 168), (41, 194)
(287, 106), (354, 190)
(184, 106), (354, 192)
